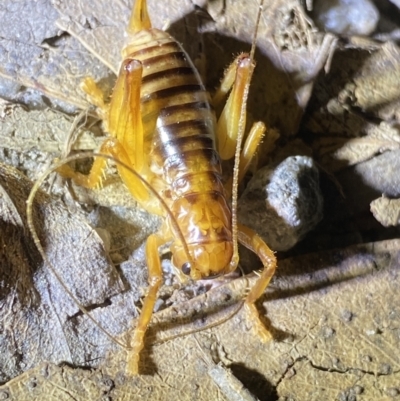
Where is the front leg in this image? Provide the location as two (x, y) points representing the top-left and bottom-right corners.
(238, 223), (277, 341)
(127, 232), (165, 375)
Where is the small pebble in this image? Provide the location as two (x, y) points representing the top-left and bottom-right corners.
(341, 309), (353, 322)
(386, 387), (399, 397)
(321, 326), (335, 338)
(312, 0), (379, 36)
(352, 385), (363, 395)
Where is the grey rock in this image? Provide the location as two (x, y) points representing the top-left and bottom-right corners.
(313, 0), (379, 36)
(238, 156), (323, 251)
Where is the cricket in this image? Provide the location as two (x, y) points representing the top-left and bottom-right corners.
(27, 0), (276, 375)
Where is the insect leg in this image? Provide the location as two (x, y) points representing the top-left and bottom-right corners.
(127, 232), (165, 375)
(127, 0), (151, 34)
(224, 121), (266, 197)
(215, 55), (254, 161)
(59, 59), (148, 196)
(56, 78), (111, 187)
(237, 121), (266, 184)
(108, 58), (144, 171)
(237, 223), (276, 341)
(80, 77), (108, 117)
(212, 56), (238, 110)
(56, 155), (106, 189)
(57, 139), (149, 204)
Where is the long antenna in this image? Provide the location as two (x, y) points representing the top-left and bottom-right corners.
(26, 153), (194, 350)
(230, 0), (265, 270)
(250, 0), (265, 62)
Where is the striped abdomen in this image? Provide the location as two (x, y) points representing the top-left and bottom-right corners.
(123, 29), (234, 278)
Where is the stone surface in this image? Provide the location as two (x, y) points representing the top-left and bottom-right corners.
(238, 156), (323, 252)
(312, 0), (379, 36)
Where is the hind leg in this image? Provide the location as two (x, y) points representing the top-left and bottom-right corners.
(58, 58), (151, 203)
(223, 121), (266, 197)
(214, 54), (255, 161)
(213, 55), (266, 196)
(127, 0), (151, 34)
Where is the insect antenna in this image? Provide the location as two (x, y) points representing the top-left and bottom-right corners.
(230, 0), (265, 268)
(26, 152), (193, 350)
(250, 0), (265, 62)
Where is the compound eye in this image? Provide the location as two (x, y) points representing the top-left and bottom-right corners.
(181, 262), (191, 276)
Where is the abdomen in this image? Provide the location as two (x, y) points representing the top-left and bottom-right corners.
(123, 28), (232, 254)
